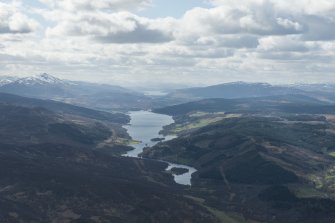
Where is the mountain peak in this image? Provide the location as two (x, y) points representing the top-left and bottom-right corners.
(39, 73), (53, 79)
(34, 73), (61, 82)
(14, 73), (65, 86)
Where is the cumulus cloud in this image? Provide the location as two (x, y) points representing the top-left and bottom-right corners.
(46, 11), (174, 43)
(39, 0), (151, 12)
(258, 36), (310, 52)
(209, 0), (335, 14)
(0, 2), (39, 34)
(2, 0), (335, 86)
(207, 0), (335, 41)
(180, 3), (303, 37)
(192, 35), (259, 49)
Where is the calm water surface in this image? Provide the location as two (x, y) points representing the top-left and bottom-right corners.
(123, 110), (197, 185)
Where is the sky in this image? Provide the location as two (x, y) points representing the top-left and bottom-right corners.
(1, 0), (335, 88)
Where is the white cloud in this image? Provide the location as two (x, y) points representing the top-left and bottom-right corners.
(258, 36), (309, 52)
(209, 0), (335, 15)
(180, 3), (303, 36)
(1, 0), (335, 87)
(39, 0), (152, 12)
(45, 11), (175, 43)
(0, 2), (39, 34)
(207, 0), (335, 41)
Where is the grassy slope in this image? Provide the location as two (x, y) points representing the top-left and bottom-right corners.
(142, 113), (335, 223)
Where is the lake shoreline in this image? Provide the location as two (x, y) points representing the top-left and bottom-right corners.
(123, 110), (197, 186)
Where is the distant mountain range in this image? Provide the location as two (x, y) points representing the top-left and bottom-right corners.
(154, 94), (335, 116)
(0, 73), (151, 111)
(164, 82), (335, 104)
(167, 82), (303, 99)
(2, 74), (335, 111)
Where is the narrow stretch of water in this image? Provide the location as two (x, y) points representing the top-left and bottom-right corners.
(123, 110), (197, 185)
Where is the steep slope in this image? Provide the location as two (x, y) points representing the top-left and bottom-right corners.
(0, 103), (220, 223)
(0, 104), (112, 147)
(0, 145), (220, 223)
(145, 93), (335, 223)
(0, 93), (129, 124)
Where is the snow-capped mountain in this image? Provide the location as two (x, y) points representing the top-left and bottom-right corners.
(0, 73), (150, 111)
(0, 73), (67, 88)
(14, 73), (67, 86)
(0, 73), (72, 100)
(0, 76), (19, 87)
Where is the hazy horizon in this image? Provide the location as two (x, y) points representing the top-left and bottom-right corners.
(2, 72), (335, 91)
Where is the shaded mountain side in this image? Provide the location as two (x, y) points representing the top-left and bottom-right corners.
(0, 103), (220, 223)
(0, 143), (219, 223)
(0, 93), (129, 124)
(0, 103), (134, 157)
(154, 94), (331, 116)
(0, 104), (115, 147)
(142, 116), (335, 222)
(143, 116), (335, 182)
